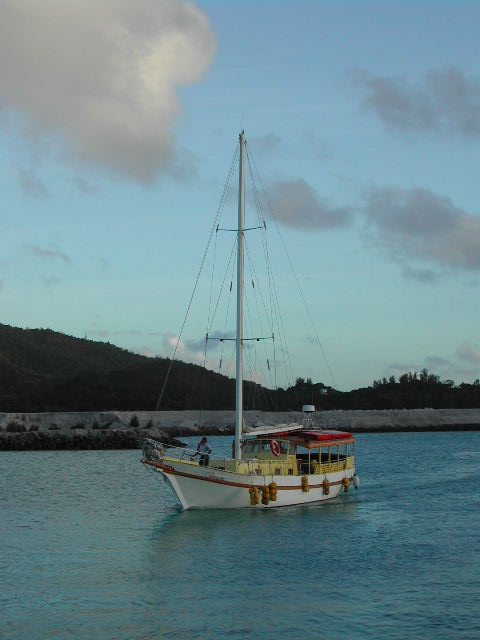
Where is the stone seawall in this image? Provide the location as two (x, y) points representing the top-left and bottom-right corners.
(0, 408), (479, 450)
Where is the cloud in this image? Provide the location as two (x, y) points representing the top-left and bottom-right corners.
(249, 133), (281, 155)
(363, 187), (480, 272)
(18, 168), (49, 198)
(303, 129), (332, 162)
(386, 347), (480, 382)
(25, 244), (71, 264)
(162, 331), (204, 364)
(455, 342), (480, 365)
(386, 362), (418, 376)
(424, 355), (452, 369)
(0, 1), (216, 183)
(42, 275), (60, 287)
(185, 330), (233, 353)
(402, 265), (438, 283)
(168, 144), (197, 183)
(352, 67), (480, 137)
(74, 177), (100, 196)
(134, 346), (158, 358)
(267, 178), (353, 230)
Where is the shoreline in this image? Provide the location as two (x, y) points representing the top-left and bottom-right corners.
(0, 408), (479, 450)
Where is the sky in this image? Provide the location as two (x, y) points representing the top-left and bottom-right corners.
(0, 0), (479, 391)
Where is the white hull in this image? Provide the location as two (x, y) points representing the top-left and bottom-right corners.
(147, 459), (356, 509)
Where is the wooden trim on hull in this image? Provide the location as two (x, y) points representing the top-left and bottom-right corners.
(143, 460), (349, 490)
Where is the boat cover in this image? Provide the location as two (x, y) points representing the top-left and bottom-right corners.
(280, 430), (352, 441)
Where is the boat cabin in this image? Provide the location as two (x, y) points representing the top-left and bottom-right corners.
(211, 430), (355, 476)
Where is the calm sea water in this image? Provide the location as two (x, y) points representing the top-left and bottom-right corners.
(1, 433), (479, 640)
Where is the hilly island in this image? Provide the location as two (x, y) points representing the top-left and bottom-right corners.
(1, 323), (479, 450)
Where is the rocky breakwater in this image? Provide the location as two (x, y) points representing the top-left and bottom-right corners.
(1, 408), (479, 451)
(0, 411), (186, 451)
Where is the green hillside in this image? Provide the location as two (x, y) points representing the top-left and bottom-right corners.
(0, 324), (478, 411)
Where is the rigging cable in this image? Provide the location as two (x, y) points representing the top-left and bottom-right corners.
(246, 143), (296, 391)
(155, 142), (240, 410)
(246, 143), (337, 389)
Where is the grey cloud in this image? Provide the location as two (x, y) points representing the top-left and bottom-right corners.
(186, 337), (208, 352)
(74, 177), (100, 196)
(25, 244), (71, 264)
(453, 366), (480, 380)
(19, 168), (49, 198)
(363, 187), (480, 272)
(402, 266), (438, 283)
(455, 342), (480, 365)
(168, 145), (198, 183)
(186, 330), (232, 353)
(0, 1), (216, 183)
(386, 362), (418, 375)
(424, 355), (452, 368)
(43, 276), (60, 287)
(268, 179), (353, 230)
(249, 133), (281, 155)
(303, 130), (332, 162)
(387, 352), (479, 382)
(352, 67), (480, 138)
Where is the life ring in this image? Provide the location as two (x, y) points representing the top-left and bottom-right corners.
(270, 440), (281, 457)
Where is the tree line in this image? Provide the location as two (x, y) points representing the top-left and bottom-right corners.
(0, 323), (478, 411)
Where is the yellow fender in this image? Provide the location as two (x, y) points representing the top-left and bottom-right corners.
(342, 477), (350, 493)
(249, 486), (259, 505)
(301, 475), (310, 493)
(261, 485), (270, 505)
(322, 478), (330, 495)
(269, 482), (278, 502)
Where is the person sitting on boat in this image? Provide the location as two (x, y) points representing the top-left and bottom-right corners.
(193, 437), (212, 466)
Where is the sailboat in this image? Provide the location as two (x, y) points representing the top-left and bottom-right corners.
(142, 131), (359, 509)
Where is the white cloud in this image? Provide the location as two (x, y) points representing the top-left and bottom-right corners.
(134, 346), (158, 358)
(162, 331), (204, 364)
(0, 1), (216, 183)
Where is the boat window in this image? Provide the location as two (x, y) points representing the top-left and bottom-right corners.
(279, 441), (289, 455)
(242, 439), (289, 458)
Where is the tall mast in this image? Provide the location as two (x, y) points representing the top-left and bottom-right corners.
(235, 131), (245, 460)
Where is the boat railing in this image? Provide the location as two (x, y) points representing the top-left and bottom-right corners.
(143, 440), (354, 477)
(142, 440), (204, 463)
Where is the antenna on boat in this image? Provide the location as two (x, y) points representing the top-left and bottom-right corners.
(235, 130), (246, 460)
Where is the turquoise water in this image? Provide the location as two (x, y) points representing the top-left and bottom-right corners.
(1, 433), (479, 639)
